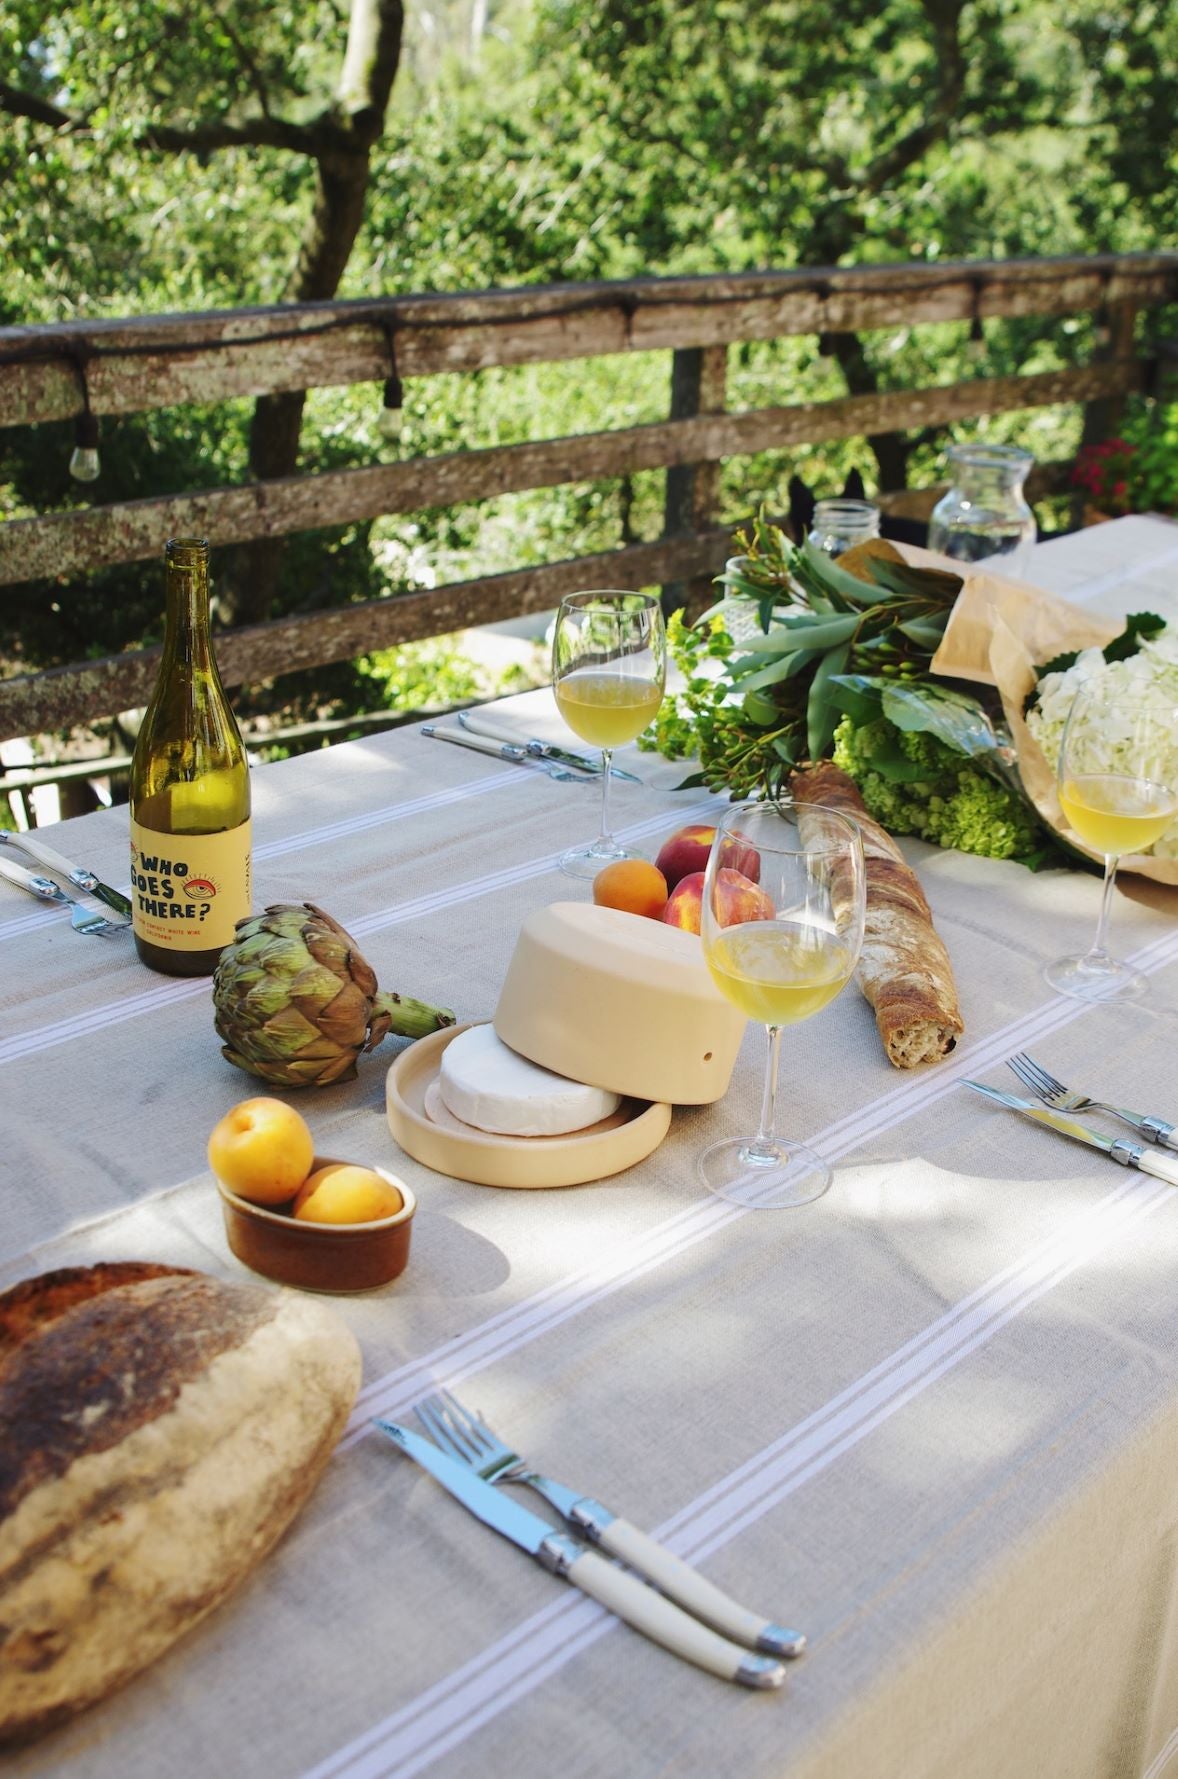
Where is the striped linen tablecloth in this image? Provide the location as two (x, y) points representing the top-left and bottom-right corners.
(3, 516), (1178, 1779)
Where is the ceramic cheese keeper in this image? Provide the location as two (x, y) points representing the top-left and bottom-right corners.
(493, 902), (746, 1105)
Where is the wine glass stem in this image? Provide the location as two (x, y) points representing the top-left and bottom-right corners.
(1086, 853), (1119, 964)
(596, 747), (614, 848)
(745, 1024), (783, 1163)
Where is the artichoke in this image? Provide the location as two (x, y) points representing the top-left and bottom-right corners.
(213, 902), (455, 1088)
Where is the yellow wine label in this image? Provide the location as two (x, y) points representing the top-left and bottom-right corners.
(129, 818), (251, 953)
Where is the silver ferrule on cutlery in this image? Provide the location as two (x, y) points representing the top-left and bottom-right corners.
(372, 1419), (786, 1688)
(0, 855), (128, 934)
(422, 724), (548, 768)
(457, 709), (642, 782)
(964, 1082), (1178, 1187)
(0, 828), (133, 919)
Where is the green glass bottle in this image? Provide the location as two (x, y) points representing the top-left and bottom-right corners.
(128, 538), (251, 977)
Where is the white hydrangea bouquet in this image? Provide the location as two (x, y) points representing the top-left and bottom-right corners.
(924, 556), (1178, 884)
(1027, 628), (1178, 863)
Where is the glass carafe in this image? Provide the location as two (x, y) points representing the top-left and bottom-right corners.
(928, 444), (1036, 578)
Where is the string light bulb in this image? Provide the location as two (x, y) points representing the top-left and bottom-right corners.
(69, 408), (101, 482)
(378, 371), (403, 440)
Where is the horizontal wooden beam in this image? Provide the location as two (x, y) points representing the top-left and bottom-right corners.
(1, 252), (1173, 427)
(0, 357), (1144, 586)
(0, 528), (735, 740)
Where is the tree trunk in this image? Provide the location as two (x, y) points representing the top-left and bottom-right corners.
(225, 0), (404, 625)
(822, 331), (912, 493)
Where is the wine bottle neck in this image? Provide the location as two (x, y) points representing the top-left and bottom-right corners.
(162, 554), (214, 673)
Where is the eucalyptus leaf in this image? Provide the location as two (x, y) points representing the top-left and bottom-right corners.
(742, 690), (780, 724)
(897, 616), (950, 649)
(775, 612), (860, 648)
(806, 641), (851, 760)
(737, 649), (821, 691)
(879, 681), (1010, 759)
(825, 673), (887, 726)
(859, 557), (964, 602)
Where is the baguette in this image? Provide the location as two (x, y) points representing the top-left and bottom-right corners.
(790, 762), (964, 1066)
(0, 1261), (361, 1744)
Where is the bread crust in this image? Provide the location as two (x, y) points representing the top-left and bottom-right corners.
(0, 1263), (361, 1744)
(791, 763), (964, 1066)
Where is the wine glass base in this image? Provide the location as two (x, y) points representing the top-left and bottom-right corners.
(699, 1136), (832, 1210)
(559, 840), (641, 879)
(1044, 953), (1147, 1002)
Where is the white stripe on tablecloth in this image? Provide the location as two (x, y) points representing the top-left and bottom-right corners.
(0, 798), (722, 1066)
(342, 921), (1178, 1440)
(1142, 1722), (1178, 1779)
(304, 1178), (1174, 1779)
(0, 767), (526, 944)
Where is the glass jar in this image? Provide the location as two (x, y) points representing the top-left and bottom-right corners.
(928, 444), (1036, 578)
(807, 499), (881, 558)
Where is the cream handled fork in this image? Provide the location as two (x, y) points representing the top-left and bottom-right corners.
(416, 1390), (805, 1659)
(375, 1419), (785, 1688)
(1007, 1052), (1178, 1151)
(0, 854), (127, 935)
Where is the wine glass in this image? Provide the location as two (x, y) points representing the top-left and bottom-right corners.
(1045, 683), (1178, 1000)
(552, 591), (666, 879)
(699, 799), (866, 1209)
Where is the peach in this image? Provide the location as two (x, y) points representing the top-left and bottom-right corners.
(655, 824), (760, 891)
(713, 867), (775, 928)
(293, 1163), (404, 1225)
(208, 1096), (315, 1206)
(662, 871), (706, 934)
(664, 867), (775, 937)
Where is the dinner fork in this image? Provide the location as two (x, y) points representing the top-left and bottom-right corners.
(416, 1389), (805, 1658)
(1006, 1052), (1177, 1150)
(0, 855), (126, 936)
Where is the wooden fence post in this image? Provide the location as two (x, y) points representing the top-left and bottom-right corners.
(1072, 296), (1138, 526)
(660, 343), (728, 615)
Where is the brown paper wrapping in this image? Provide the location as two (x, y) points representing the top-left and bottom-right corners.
(909, 550), (1178, 884)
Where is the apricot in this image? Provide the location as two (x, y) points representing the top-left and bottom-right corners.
(592, 858), (669, 919)
(655, 824), (760, 892)
(293, 1164), (404, 1225)
(208, 1097), (315, 1206)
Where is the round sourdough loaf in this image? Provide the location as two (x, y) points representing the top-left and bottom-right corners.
(0, 1261), (361, 1745)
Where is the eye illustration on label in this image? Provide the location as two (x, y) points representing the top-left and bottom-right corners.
(184, 877), (218, 899)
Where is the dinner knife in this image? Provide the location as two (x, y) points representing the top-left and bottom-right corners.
(0, 828), (133, 919)
(963, 1082), (1178, 1186)
(457, 709), (642, 783)
(421, 724), (563, 773)
(373, 1419), (786, 1689)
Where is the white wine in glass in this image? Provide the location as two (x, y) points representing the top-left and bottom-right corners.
(699, 800), (866, 1209)
(1046, 683), (1178, 1000)
(552, 591), (666, 878)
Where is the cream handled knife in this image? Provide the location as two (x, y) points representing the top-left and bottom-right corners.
(457, 709), (642, 782)
(964, 1082), (1178, 1186)
(373, 1419), (785, 1689)
(0, 828), (132, 919)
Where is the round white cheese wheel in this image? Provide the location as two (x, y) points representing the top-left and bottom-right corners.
(438, 1025), (622, 1137)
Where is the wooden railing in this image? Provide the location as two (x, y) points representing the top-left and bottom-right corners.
(2, 251), (1175, 743)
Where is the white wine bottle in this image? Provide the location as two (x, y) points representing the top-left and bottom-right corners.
(129, 538), (251, 976)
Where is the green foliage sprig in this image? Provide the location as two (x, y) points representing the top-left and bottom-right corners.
(642, 524), (964, 797)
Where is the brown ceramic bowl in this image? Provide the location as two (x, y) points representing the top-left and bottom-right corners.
(216, 1156), (415, 1293)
